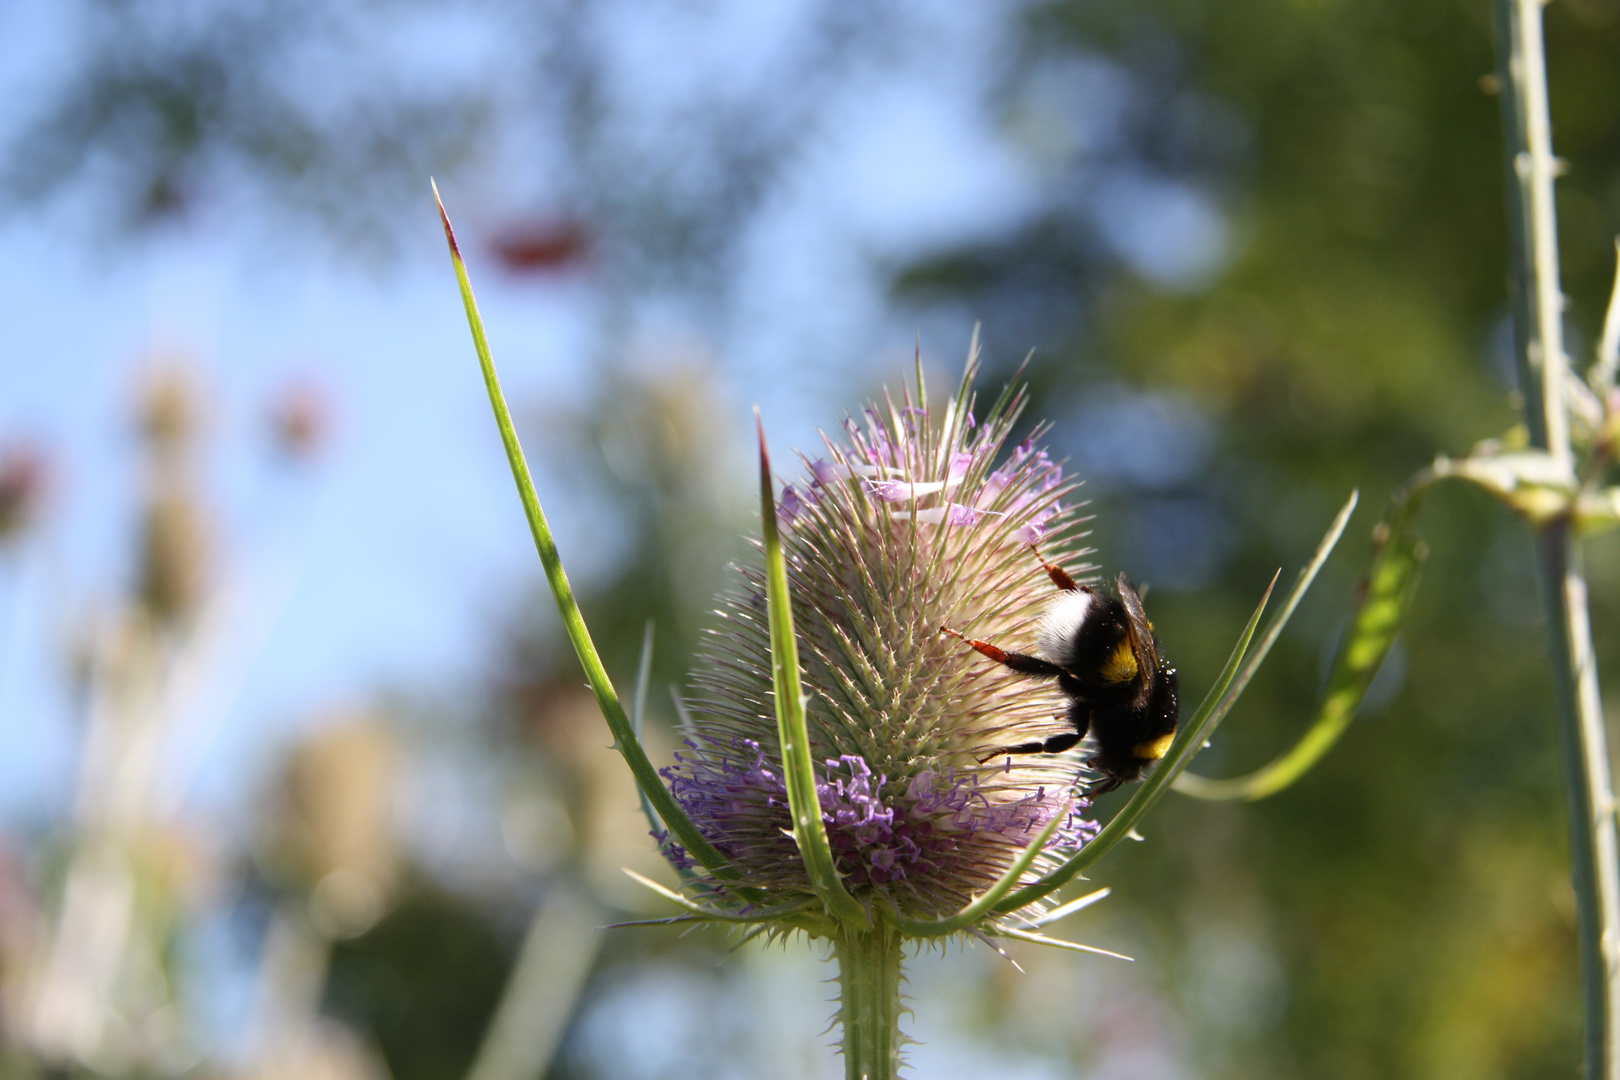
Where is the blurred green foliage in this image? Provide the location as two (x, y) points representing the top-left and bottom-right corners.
(894, 1), (1620, 1076)
(325, 886), (514, 1080)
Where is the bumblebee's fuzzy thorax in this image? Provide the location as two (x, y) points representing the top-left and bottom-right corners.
(1038, 589), (1140, 686)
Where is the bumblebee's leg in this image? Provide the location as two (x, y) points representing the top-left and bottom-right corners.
(1084, 771), (1126, 796)
(1028, 543), (1081, 592)
(940, 626), (1065, 677)
(977, 700), (1090, 762)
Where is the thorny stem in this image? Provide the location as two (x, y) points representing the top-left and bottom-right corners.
(833, 920), (905, 1080)
(1494, 2), (1620, 1076)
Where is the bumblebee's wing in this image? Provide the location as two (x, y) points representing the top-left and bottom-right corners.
(1115, 572), (1160, 710)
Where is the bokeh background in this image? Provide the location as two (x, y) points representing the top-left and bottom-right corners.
(3, 1), (1620, 1077)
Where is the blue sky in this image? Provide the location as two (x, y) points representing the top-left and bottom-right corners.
(0, 0), (1070, 828)
(0, 0), (1233, 843)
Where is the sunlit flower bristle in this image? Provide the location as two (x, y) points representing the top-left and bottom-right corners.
(662, 361), (1101, 920)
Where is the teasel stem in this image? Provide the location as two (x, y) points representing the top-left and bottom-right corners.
(832, 920), (904, 1080)
(1493, 4), (1620, 1076)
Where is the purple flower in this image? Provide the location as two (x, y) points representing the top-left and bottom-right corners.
(900, 504), (992, 527)
(780, 485), (805, 524)
(866, 478), (951, 503)
(662, 743), (1097, 912)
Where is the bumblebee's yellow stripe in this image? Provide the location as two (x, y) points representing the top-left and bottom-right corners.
(1100, 638), (1138, 685)
(1132, 732), (1175, 761)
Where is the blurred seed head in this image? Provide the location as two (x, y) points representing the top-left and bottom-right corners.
(261, 717), (400, 939)
(131, 364), (212, 627)
(0, 441), (49, 543)
(136, 490), (210, 627)
(137, 364), (201, 455)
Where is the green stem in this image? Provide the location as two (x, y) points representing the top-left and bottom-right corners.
(833, 920), (905, 1080)
(1537, 524), (1620, 1080)
(1494, 4), (1620, 1076)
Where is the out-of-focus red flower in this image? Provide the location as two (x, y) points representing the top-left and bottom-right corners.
(268, 379), (331, 462)
(489, 218), (591, 274)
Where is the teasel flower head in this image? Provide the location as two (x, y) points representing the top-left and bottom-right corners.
(438, 191), (1341, 1080)
(660, 358), (1104, 924)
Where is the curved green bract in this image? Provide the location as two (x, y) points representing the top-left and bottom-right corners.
(899, 794), (1071, 937)
(994, 490), (1357, 912)
(1176, 496), (1422, 802)
(629, 624), (699, 885)
(434, 182), (744, 887)
(630, 623), (663, 834)
(992, 576), (1273, 912)
(986, 924), (1133, 962)
(622, 869), (820, 926)
(758, 417), (869, 928)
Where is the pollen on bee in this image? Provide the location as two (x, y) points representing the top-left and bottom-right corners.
(1100, 638), (1138, 685)
(1132, 732), (1176, 761)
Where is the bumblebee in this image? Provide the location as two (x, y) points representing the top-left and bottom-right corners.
(942, 554), (1180, 794)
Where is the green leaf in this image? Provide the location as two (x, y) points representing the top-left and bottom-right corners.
(1195, 490), (1360, 726)
(1576, 486), (1620, 536)
(434, 182), (743, 887)
(757, 414), (869, 928)
(1428, 451), (1574, 527)
(1176, 497), (1424, 801)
